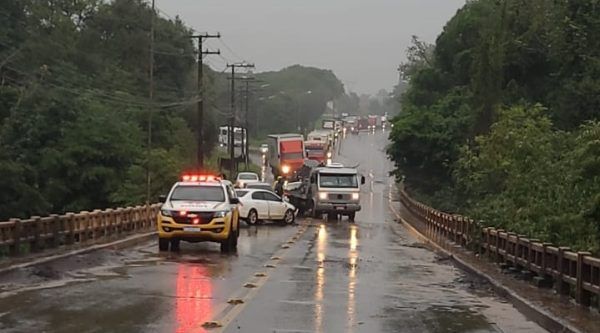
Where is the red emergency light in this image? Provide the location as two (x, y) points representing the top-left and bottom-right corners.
(181, 174), (221, 182)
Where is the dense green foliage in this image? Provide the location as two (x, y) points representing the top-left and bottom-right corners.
(251, 65), (345, 136)
(0, 0), (347, 220)
(388, 0), (600, 251)
(0, 0), (201, 219)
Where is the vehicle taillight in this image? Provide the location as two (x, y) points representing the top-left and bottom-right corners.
(179, 211), (187, 217)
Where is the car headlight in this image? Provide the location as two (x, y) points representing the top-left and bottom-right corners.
(327, 152), (332, 158)
(352, 193), (360, 200)
(214, 210), (229, 218)
(161, 209), (173, 217)
(282, 165), (291, 174)
(318, 192), (328, 200)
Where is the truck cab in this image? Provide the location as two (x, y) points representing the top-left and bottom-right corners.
(308, 163), (365, 221)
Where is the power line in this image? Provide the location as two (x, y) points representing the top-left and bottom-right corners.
(219, 39), (245, 63)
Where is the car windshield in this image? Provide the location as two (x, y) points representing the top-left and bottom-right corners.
(319, 174), (358, 188)
(170, 186), (225, 202)
(235, 190), (249, 197)
(238, 174), (258, 180)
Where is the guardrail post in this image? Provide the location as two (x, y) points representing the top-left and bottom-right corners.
(10, 218), (21, 255)
(65, 213), (75, 245)
(81, 211), (90, 243)
(32, 216), (41, 252)
(50, 214), (60, 248)
(555, 247), (570, 295)
(576, 252), (592, 306)
(541, 242), (551, 276)
(482, 228), (489, 258)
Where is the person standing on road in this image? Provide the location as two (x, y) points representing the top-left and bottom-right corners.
(274, 176), (285, 196)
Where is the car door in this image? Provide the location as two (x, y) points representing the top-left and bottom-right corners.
(250, 191), (269, 219)
(263, 192), (286, 219)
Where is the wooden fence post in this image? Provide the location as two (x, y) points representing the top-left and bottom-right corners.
(10, 219), (21, 255)
(555, 247), (571, 295)
(576, 252), (592, 306)
(65, 213), (75, 245)
(50, 214), (60, 248)
(32, 216), (41, 252)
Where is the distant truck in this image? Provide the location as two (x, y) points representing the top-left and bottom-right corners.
(304, 140), (330, 164)
(357, 117), (369, 131)
(267, 134), (305, 179)
(367, 115), (378, 129)
(284, 163), (365, 221)
(219, 126), (246, 147)
(307, 130), (331, 146)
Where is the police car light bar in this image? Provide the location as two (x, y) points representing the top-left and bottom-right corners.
(181, 174), (221, 182)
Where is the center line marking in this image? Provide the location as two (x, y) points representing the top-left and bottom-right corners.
(195, 221), (311, 333)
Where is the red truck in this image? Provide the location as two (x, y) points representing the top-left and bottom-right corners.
(304, 140), (329, 164)
(357, 117), (369, 131)
(368, 115), (378, 129)
(267, 134), (305, 179)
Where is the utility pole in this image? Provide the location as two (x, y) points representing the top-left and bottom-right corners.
(191, 33), (220, 171)
(227, 63), (255, 178)
(237, 76), (256, 167)
(146, 0), (155, 204)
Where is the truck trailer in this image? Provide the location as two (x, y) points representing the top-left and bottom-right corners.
(267, 134), (305, 179)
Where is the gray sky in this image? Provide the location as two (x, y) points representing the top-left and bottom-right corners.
(157, 0), (466, 95)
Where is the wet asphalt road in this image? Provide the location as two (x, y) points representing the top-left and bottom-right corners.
(0, 130), (546, 333)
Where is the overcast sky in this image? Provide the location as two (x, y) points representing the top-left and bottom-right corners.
(157, 0), (466, 95)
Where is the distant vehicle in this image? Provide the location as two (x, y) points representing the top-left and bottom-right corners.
(245, 182), (273, 191)
(357, 117), (369, 131)
(307, 130), (332, 147)
(267, 134), (305, 179)
(285, 163), (365, 221)
(219, 126), (246, 147)
(311, 163), (365, 221)
(235, 172), (260, 188)
(157, 174), (240, 252)
(367, 115), (378, 130)
(260, 143), (269, 154)
(322, 119), (335, 130)
(236, 189), (296, 225)
(305, 140), (330, 164)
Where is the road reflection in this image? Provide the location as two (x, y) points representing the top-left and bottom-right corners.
(175, 265), (212, 333)
(261, 154), (267, 182)
(347, 225), (358, 330)
(315, 224), (327, 333)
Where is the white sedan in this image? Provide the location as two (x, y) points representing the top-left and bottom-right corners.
(235, 172), (260, 188)
(235, 189), (296, 225)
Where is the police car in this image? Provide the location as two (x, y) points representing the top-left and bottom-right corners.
(157, 174), (241, 252)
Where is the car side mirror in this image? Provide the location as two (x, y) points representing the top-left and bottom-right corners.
(282, 196), (290, 203)
(158, 194), (167, 203)
(230, 197), (240, 205)
(361, 176), (366, 185)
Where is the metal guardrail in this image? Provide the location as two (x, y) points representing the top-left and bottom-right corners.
(0, 205), (160, 257)
(399, 190), (600, 308)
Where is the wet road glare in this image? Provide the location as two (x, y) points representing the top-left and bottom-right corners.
(0, 131), (546, 333)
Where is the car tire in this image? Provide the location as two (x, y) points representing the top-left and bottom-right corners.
(246, 209), (258, 225)
(283, 209), (295, 225)
(170, 238), (180, 252)
(348, 212), (356, 222)
(221, 229), (237, 253)
(159, 238), (169, 251)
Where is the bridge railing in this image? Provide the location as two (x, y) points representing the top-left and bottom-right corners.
(0, 205), (160, 257)
(399, 189), (600, 308)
